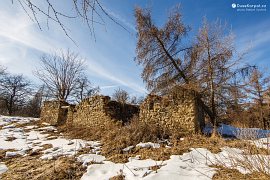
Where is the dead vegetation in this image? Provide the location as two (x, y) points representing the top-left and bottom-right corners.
(2, 116), (269, 179)
(109, 174), (125, 180)
(212, 165), (269, 180)
(0, 149), (16, 159)
(58, 116), (266, 164)
(5, 136), (16, 141)
(2, 117), (270, 179)
(1, 156), (86, 180)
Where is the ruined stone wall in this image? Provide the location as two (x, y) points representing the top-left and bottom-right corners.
(40, 91), (203, 134)
(68, 95), (139, 127)
(40, 101), (69, 125)
(139, 88), (205, 134)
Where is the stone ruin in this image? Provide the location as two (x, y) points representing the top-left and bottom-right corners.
(41, 95), (139, 127)
(40, 88), (205, 134)
(40, 100), (70, 125)
(140, 89), (205, 134)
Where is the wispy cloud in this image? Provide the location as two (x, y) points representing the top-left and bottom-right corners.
(99, 85), (118, 89)
(0, 1), (146, 94)
(233, 20), (270, 67)
(102, 5), (137, 32)
(85, 61), (147, 94)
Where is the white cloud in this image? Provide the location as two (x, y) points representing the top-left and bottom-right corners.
(235, 20), (270, 53)
(0, 1), (146, 94)
(85, 61), (147, 94)
(100, 85), (118, 89)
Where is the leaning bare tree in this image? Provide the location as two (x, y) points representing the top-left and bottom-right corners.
(0, 74), (31, 115)
(35, 49), (85, 102)
(135, 6), (215, 123)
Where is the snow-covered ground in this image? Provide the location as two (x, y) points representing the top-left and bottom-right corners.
(80, 146), (270, 179)
(0, 115), (102, 177)
(1, 115), (270, 179)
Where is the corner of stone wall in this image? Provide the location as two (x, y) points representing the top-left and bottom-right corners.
(139, 87), (205, 135)
(40, 100), (70, 126)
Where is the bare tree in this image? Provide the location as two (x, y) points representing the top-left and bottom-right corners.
(25, 85), (45, 117)
(112, 88), (129, 104)
(190, 19), (237, 130)
(130, 96), (137, 105)
(0, 74), (31, 115)
(247, 68), (270, 106)
(12, 0), (128, 42)
(130, 95), (144, 105)
(245, 68), (270, 129)
(35, 49), (85, 102)
(135, 6), (190, 93)
(74, 76), (100, 102)
(0, 65), (7, 78)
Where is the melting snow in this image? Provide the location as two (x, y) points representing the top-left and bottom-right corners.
(0, 162), (8, 175)
(78, 154), (106, 166)
(81, 147), (270, 179)
(0, 115), (101, 161)
(81, 148), (216, 180)
(136, 142), (160, 149)
(1, 115), (270, 179)
(123, 145), (135, 152)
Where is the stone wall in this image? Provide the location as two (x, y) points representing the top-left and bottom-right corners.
(69, 96), (139, 127)
(40, 101), (69, 125)
(40, 90), (204, 134)
(139, 88), (205, 134)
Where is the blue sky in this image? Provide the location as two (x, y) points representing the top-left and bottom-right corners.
(0, 0), (269, 97)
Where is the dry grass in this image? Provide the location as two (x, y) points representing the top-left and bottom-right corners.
(14, 120), (43, 129)
(59, 116), (265, 163)
(2, 156), (86, 180)
(0, 149), (16, 159)
(5, 136), (16, 141)
(59, 117), (170, 162)
(109, 174), (125, 180)
(212, 165), (269, 180)
(3, 117), (268, 179)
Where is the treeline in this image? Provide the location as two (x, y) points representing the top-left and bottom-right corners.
(0, 68), (42, 117)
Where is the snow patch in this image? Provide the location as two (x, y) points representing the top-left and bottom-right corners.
(123, 146), (134, 152)
(0, 116), (101, 161)
(78, 154), (106, 166)
(136, 142), (160, 149)
(81, 148), (216, 179)
(0, 162), (8, 175)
